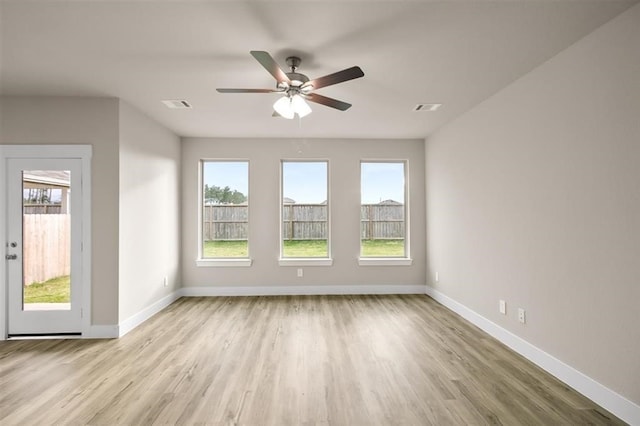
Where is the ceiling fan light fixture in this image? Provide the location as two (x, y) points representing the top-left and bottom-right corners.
(292, 94), (312, 117)
(273, 96), (295, 119)
(301, 84), (314, 94)
(274, 93), (312, 119)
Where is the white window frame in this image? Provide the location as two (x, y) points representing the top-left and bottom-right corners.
(196, 159), (252, 267)
(279, 159), (332, 267)
(358, 159), (412, 266)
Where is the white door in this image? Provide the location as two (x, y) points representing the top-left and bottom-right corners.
(6, 158), (83, 335)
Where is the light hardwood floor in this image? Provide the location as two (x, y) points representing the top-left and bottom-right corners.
(0, 295), (625, 425)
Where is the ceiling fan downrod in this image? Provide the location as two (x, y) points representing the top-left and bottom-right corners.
(286, 56), (301, 73)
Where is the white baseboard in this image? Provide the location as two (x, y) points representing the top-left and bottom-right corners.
(180, 284), (427, 297)
(83, 324), (119, 339)
(118, 291), (182, 337)
(425, 285), (640, 425)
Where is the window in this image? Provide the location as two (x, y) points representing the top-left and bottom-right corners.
(281, 161), (330, 262)
(360, 161), (410, 263)
(200, 161), (249, 263)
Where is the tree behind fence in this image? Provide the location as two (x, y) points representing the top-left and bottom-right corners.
(203, 204), (404, 241)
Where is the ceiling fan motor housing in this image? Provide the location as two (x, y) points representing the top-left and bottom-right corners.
(286, 72), (309, 86)
(285, 56), (309, 87)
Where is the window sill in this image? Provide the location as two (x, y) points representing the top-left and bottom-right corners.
(196, 258), (253, 267)
(358, 257), (413, 266)
(278, 258), (334, 267)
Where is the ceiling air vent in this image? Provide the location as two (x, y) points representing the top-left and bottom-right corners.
(161, 100), (192, 109)
(413, 103), (442, 112)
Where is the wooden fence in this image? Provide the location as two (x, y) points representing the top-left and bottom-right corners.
(203, 205), (248, 241)
(360, 204), (404, 240)
(203, 204), (404, 241)
(23, 214), (70, 285)
(282, 204), (327, 240)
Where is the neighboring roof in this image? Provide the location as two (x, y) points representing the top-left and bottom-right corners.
(378, 199), (402, 205)
(283, 197), (296, 204)
(23, 171), (70, 188)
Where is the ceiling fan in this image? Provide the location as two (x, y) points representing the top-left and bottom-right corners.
(216, 51), (364, 119)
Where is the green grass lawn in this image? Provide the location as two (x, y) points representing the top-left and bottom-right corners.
(282, 240), (328, 257)
(203, 239), (404, 257)
(204, 240), (248, 257)
(24, 275), (70, 303)
(361, 239), (405, 257)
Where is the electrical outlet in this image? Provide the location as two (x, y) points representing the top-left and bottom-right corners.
(297, 268), (303, 278)
(435, 272), (439, 283)
(518, 308), (526, 324)
(499, 300), (506, 315)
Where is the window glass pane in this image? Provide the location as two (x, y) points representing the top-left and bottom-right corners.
(282, 161), (328, 258)
(202, 161), (249, 258)
(361, 162), (406, 257)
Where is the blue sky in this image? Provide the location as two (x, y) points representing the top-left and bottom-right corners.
(282, 162), (327, 203)
(203, 161), (405, 204)
(360, 162), (405, 204)
(203, 162), (248, 195)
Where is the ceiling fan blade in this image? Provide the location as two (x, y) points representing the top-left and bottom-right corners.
(304, 66), (364, 90)
(250, 51), (292, 84)
(216, 88), (277, 93)
(304, 93), (352, 111)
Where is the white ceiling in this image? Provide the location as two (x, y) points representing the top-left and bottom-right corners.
(1, 0), (636, 139)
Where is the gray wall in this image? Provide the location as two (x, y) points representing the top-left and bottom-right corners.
(0, 96), (120, 325)
(118, 100), (181, 322)
(0, 96), (182, 328)
(182, 138), (425, 288)
(426, 4), (640, 404)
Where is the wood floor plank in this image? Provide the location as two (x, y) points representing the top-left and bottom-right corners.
(0, 295), (626, 425)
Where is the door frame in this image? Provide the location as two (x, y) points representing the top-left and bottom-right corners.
(0, 145), (92, 340)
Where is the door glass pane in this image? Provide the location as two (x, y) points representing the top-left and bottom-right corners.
(22, 170), (71, 311)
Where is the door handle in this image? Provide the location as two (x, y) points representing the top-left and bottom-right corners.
(5, 254), (18, 260)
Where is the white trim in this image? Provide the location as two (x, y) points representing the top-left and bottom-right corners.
(0, 145), (92, 340)
(278, 258), (333, 267)
(180, 284), (426, 297)
(280, 159), (331, 260)
(196, 258), (253, 267)
(198, 159), (251, 261)
(118, 290), (181, 337)
(83, 324), (119, 339)
(0, 151), (7, 340)
(360, 159), (410, 258)
(358, 257), (413, 266)
(425, 285), (640, 425)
